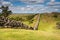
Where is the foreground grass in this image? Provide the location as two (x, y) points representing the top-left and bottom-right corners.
(0, 29), (60, 40)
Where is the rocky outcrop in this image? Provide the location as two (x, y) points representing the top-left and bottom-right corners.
(0, 16), (34, 30)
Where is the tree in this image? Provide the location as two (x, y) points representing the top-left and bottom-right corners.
(1, 5), (12, 17)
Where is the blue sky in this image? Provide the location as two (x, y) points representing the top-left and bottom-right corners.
(0, 0), (60, 13)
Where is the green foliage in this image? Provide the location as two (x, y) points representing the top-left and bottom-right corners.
(0, 6), (12, 17)
(56, 22), (60, 29)
(8, 14), (36, 24)
(26, 14), (36, 24)
(52, 13), (60, 21)
(29, 19), (34, 24)
(53, 14), (57, 18)
(26, 15), (35, 20)
(9, 16), (24, 21)
(0, 13), (2, 16)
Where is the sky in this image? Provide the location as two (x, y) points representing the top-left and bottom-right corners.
(0, 0), (60, 13)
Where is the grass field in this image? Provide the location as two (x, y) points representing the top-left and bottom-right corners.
(0, 29), (60, 40)
(0, 13), (60, 40)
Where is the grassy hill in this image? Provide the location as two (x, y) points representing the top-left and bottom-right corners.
(38, 12), (60, 31)
(0, 12), (60, 40)
(39, 13), (60, 31)
(8, 12), (60, 30)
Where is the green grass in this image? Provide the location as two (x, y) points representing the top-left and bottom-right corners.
(0, 13), (60, 40)
(8, 13), (60, 31)
(0, 29), (60, 40)
(8, 14), (37, 27)
(38, 18), (57, 31)
(38, 13), (59, 31)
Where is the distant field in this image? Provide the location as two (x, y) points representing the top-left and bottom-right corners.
(0, 29), (60, 40)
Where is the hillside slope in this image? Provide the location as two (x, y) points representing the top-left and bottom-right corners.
(8, 12), (60, 30)
(38, 12), (60, 31)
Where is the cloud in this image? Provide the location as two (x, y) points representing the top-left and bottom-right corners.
(55, 9), (59, 11)
(0, 0), (60, 13)
(20, 0), (45, 4)
(2, 1), (13, 6)
(49, 5), (60, 9)
(0, 0), (13, 6)
(51, 0), (55, 2)
(0, 9), (2, 13)
(9, 0), (46, 4)
(47, 0), (60, 6)
(10, 0), (46, 4)
(9, 5), (43, 13)
(9, 5), (60, 13)
(47, 0), (60, 12)
(47, 2), (60, 6)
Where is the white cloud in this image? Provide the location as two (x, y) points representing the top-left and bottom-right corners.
(9, 5), (59, 13)
(0, 0), (60, 13)
(0, 0), (13, 6)
(1, 4), (59, 13)
(0, 9), (2, 13)
(47, 2), (60, 6)
(47, 0), (60, 6)
(9, 0), (45, 4)
(20, 0), (45, 4)
(51, 0), (55, 2)
(9, 5), (43, 13)
(2, 1), (13, 6)
(55, 9), (59, 11)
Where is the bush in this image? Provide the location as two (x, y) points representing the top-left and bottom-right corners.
(8, 16), (24, 21)
(56, 22), (60, 29)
